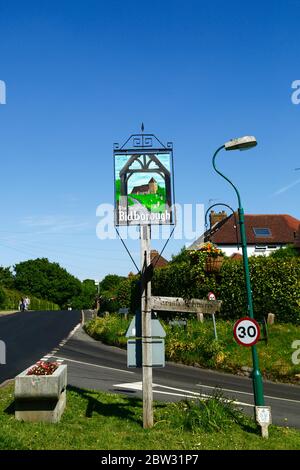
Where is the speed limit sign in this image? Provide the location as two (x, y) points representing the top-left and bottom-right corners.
(233, 317), (260, 347)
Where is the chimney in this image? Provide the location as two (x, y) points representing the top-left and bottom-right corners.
(210, 210), (228, 228)
(150, 250), (159, 263)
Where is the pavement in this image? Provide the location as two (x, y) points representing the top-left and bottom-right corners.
(1, 309), (300, 429)
(0, 310), (19, 316)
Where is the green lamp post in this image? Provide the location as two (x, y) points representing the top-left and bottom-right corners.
(212, 136), (265, 407)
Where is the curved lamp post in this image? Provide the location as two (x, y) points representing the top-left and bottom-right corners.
(204, 203), (239, 248)
(212, 136), (265, 407)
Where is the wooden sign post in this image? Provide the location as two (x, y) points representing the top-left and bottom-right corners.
(140, 225), (153, 429)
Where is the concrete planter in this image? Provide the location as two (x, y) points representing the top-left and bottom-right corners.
(14, 364), (67, 423)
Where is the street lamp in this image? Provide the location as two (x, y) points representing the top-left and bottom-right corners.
(94, 280), (100, 296)
(212, 136), (265, 407)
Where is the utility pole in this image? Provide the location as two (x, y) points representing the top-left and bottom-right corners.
(140, 225), (153, 428)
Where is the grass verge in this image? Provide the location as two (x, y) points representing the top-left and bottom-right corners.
(84, 315), (300, 383)
(0, 384), (300, 450)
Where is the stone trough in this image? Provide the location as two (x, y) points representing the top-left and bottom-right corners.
(14, 364), (67, 423)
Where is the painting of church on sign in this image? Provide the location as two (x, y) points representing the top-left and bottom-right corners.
(115, 152), (173, 225)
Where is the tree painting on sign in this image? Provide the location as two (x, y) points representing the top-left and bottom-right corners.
(114, 152), (174, 225)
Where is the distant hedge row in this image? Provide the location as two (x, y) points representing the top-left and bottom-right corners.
(106, 255), (300, 324)
(0, 287), (59, 311)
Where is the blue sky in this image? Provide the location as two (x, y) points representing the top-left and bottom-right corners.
(0, 0), (300, 281)
(115, 154), (170, 190)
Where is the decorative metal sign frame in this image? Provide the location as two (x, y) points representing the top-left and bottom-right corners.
(113, 133), (175, 226)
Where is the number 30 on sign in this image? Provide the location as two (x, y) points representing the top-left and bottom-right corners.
(233, 317), (260, 347)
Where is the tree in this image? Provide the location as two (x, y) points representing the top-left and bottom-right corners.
(0, 266), (14, 289)
(100, 274), (126, 294)
(14, 258), (82, 309)
(99, 274), (126, 313)
(0, 286), (6, 309)
(72, 279), (96, 310)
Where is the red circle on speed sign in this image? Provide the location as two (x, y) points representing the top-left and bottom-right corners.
(233, 317), (260, 347)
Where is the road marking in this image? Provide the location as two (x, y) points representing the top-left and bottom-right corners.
(114, 381), (143, 390)
(157, 383), (205, 395)
(51, 356), (135, 375)
(113, 381), (253, 407)
(196, 384), (300, 404)
(41, 323), (82, 362)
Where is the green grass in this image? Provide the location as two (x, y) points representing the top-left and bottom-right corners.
(1, 384), (300, 450)
(84, 316), (300, 383)
(128, 193), (166, 213)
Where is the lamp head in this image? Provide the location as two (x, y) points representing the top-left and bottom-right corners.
(224, 136), (257, 151)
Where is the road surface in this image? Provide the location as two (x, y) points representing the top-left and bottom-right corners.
(0, 309), (80, 384)
(45, 314), (300, 430)
(1, 310), (299, 429)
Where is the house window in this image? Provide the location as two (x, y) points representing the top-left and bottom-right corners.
(255, 245), (267, 252)
(253, 228), (272, 237)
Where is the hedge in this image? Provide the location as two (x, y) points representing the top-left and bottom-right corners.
(152, 256), (300, 324)
(99, 254), (300, 324)
(0, 287), (5, 309)
(1, 288), (59, 311)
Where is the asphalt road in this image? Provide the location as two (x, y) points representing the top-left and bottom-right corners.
(1, 309), (300, 430)
(0, 309), (81, 383)
(43, 314), (300, 430)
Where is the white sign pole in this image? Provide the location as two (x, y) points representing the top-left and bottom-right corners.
(140, 225), (153, 429)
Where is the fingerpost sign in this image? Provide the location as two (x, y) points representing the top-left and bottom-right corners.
(233, 317), (260, 347)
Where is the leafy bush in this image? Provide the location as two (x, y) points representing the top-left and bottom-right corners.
(116, 278), (132, 308)
(98, 274), (141, 314)
(99, 274), (127, 313)
(219, 257), (300, 322)
(152, 252), (300, 323)
(270, 244), (300, 259)
(84, 316), (128, 347)
(0, 287), (6, 309)
(152, 259), (217, 300)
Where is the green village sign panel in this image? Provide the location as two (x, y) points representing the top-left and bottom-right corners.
(114, 132), (175, 226)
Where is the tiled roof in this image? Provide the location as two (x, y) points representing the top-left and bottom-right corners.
(131, 183), (150, 193)
(150, 250), (168, 268)
(208, 214), (300, 245)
